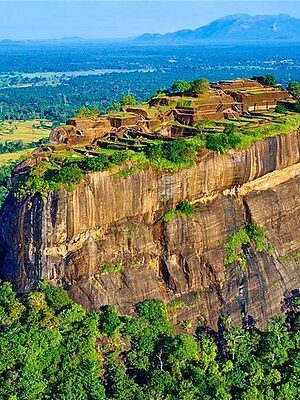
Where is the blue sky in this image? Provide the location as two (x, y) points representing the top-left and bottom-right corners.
(1, 1), (300, 40)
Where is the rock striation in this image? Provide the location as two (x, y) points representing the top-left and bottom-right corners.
(1, 129), (300, 328)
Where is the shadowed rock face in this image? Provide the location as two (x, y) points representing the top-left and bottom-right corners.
(1, 129), (300, 328)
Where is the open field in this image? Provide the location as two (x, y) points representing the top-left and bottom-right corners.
(0, 119), (52, 143)
(0, 119), (52, 166)
(0, 149), (34, 166)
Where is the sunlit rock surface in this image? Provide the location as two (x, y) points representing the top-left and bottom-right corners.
(1, 129), (300, 328)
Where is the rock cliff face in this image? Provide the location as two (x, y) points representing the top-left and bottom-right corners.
(1, 130), (300, 328)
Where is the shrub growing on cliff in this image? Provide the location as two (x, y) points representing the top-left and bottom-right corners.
(246, 222), (273, 254)
(163, 200), (196, 222)
(16, 161), (85, 198)
(0, 163), (14, 207)
(204, 125), (247, 153)
(203, 113), (300, 153)
(45, 164), (84, 191)
(225, 223), (272, 270)
(224, 228), (250, 269)
(275, 104), (288, 114)
(100, 263), (124, 274)
(83, 154), (112, 172)
(205, 133), (230, 153)
(295, 100), (300, 113)
(167, 140), (199, 164)
(145, 139), (200, 170)
(177, 200), (196, 215)
(110, 151), (129, 165)
(83, 152), (131, 173)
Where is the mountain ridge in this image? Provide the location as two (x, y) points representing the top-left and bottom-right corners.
(136, 13), (300, 43)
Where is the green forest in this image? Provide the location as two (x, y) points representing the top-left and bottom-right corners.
(0, 281), (300, 400)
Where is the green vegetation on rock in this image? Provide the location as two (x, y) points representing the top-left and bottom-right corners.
(252, 74), (277, 87)
(75, 106), (101, 118)
(190, 78), (209, 94)
(16, 161), (85, 198)
(145, 138), (201, 171)
(119, 95), (137, 108)
(204, 113), (300, 153)
(275, 104), (288, 114)
(225, 223), (272, 270)
(15, 150), (139, 198)
(11, 112), (300, 200)
(171, 78), (209, 94)
(0, 163), (14, 207)
(100, 263), (124, 274)
(163, 200), (196, 222)
(171, 80), (192, 93)
(288, 81), (300, 97)
(6, 78), (300, 203)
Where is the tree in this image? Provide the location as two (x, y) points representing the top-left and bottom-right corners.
(75, 106), (101, 118)
(253, 75), (277, 87)
(141, 370), (174, 400)
(288, 81), (300, 98)
(275, 104), (288, 114)
(162, 140), (199, 164)
(294, 100), (300, 113)
(223, 123), (236, 135)
(108, 102), (121, 113)
(48, 164), (84, 189)
(171, 81), (191, 93)
(99, 305), (121, 337)
(104, 357), (139, 400)
(190, 79), (209, 94)
(168, 333), (199, 364)
(119, 95), (137, 108)
(0, 282), (25, 325)
(264, 74), (277, 87)
(3, 282), (300, 399)
(0, 282), (106, 400)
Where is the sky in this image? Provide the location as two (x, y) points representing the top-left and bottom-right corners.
(0, 1), (300, 40)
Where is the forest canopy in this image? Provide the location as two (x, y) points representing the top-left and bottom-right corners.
(0, 281), (300, 400)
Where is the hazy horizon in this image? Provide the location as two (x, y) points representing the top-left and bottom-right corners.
(1, 1), (300, 41)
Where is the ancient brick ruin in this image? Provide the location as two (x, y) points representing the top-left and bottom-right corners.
(49, 79), (292, 149)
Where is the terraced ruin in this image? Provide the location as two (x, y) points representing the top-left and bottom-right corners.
(41, 79), (293, 153)
(9, 77), (300, 193)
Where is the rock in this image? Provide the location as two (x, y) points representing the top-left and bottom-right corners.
(1, 129), (300, 328)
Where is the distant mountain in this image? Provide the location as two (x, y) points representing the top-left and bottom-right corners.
(0, 37), (87, 44)
(0, 39), (27, 45)
(136, 14), (300, 43)
(0, 37), (129, 46)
